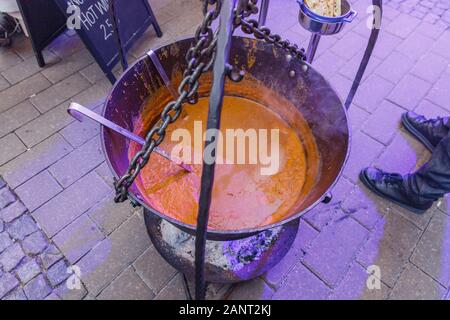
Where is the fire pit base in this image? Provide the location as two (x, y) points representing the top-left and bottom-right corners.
(143, 209), (299, 283)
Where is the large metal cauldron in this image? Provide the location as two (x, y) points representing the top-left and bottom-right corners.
(100, 36), (349, 282)
(102, 36), (349, 239)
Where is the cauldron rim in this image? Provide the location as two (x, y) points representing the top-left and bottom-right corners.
(100, 35), (352, 240)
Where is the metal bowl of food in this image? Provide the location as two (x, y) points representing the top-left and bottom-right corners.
(297, 0), (357, 35)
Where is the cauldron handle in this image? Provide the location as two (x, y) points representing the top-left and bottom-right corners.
(68, 102), (145, 145)
(67, 102), (193, 172)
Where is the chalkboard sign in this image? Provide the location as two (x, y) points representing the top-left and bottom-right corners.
(17, 0), (67, 67)
(54, 0), (162, 83)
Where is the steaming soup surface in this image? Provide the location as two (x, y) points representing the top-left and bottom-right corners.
(129, 96), (319, 230)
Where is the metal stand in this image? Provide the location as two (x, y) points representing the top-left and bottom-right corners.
(194, 0), (237, 301)
(259, 0), (270, 25)
(109, 0), (128, 72)
(305, 33), (321, 63)
(297, 0), (382, 110)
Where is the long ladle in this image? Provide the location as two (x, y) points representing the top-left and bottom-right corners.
(67, 102), (194, 173)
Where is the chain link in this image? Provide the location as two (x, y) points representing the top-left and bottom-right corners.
(114, 0), (306, 203)
(114, 0), (222, 203)
(234, 15), (306, 60)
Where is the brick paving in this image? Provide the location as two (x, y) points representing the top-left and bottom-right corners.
(0, 177), (72, 300)
(0, 0), (450, 300)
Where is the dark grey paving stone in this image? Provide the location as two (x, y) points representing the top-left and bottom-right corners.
(375, 130), (428, 176)
(16, 258), (41, 284)
(133, 247), (177, 294)
(30, 73), (90, 114)
(229, 278), (274, 300)
(1, 52), (58, 85)
(14, 171), (63, 212)
(0, 243), (25, 272)
(46, 259), (70, 287)
(49, 137), (104, 188)
(0, 134), (26, 166)
(0, 133), (73, 189)
(328, 263), (391, 300)
(41, 49), (93, 84)
(0, 272), (19, 299)
(3, 287), (27, 300)
(385, 13), (421, 38)
(97, 266), (154, 300)
(426, 70), (450, 112)
(39, 244), (63, 270)
(0, 200), (27, 223)
(263, 248), (302, 289)
(272, 263), (331, 300)
(88, 192), (136, 236)
(0, 74), (10, 92)
(353, 74), (395, 113)
(32, 171), (110, 237)
(22, 231), (49, 255)
(23, 274), (51, 300)
(59, 105), (101, 148)
(44, 292), (61, 300)
(6, 214), (38, 241)
(362, 100), (406, 146)
(0, 73), (51, 114)
(47, 34), (85, 60)
(94, 162), (114, 187)
(0, 233), (13, 254)
(53, 213), (104, 264)
(410, 212), (450, 288)
(77, 212), (151, 296)
(69, 78), (110, 106)
(303, 217), (369, 287)
(0, 188), (16, 209)
(0, 100), (40, 139)
(389, 264), (447, 300)
(55, 281), (87, 300)
(0, 49), (22, 72)
(343, 131), (385, 183)
(15, 103), (74, 148)
(154, 273), (189, 300)
(357, 212), (422, 287)
(387, 74), (432, 111)
(79, 63), (106, 84)
(341, 183), (390, 231)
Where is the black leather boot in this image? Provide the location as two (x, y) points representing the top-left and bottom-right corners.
(360, 167), (434, 214)
(402, 112), (449, 151)
(405, 135), (450, 204)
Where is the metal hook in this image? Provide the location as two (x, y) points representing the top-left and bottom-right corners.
(67, 102), (193, 172)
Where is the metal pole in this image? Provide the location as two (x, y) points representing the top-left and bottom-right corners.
(194, 0), (237, 300)
(109, 0), (128, 71)
(305, 33), (321, 63)
(259, 0), (270, 26)
(344, 0), (382, 109)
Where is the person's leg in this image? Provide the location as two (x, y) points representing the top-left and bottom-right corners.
(405, 133), (450, 202)
(360, 120), (450, 214)
(402, 112), (450, 151)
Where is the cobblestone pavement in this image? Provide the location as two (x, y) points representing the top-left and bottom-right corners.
(0, 0), (450, 300)
(384, 0), (450, 26)
(0, 177), (77, 299)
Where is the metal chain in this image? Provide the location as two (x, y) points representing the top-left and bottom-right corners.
(114, 0), (222, 203)
(234, 1), (306, 60)
(114, 0), (306, 203)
